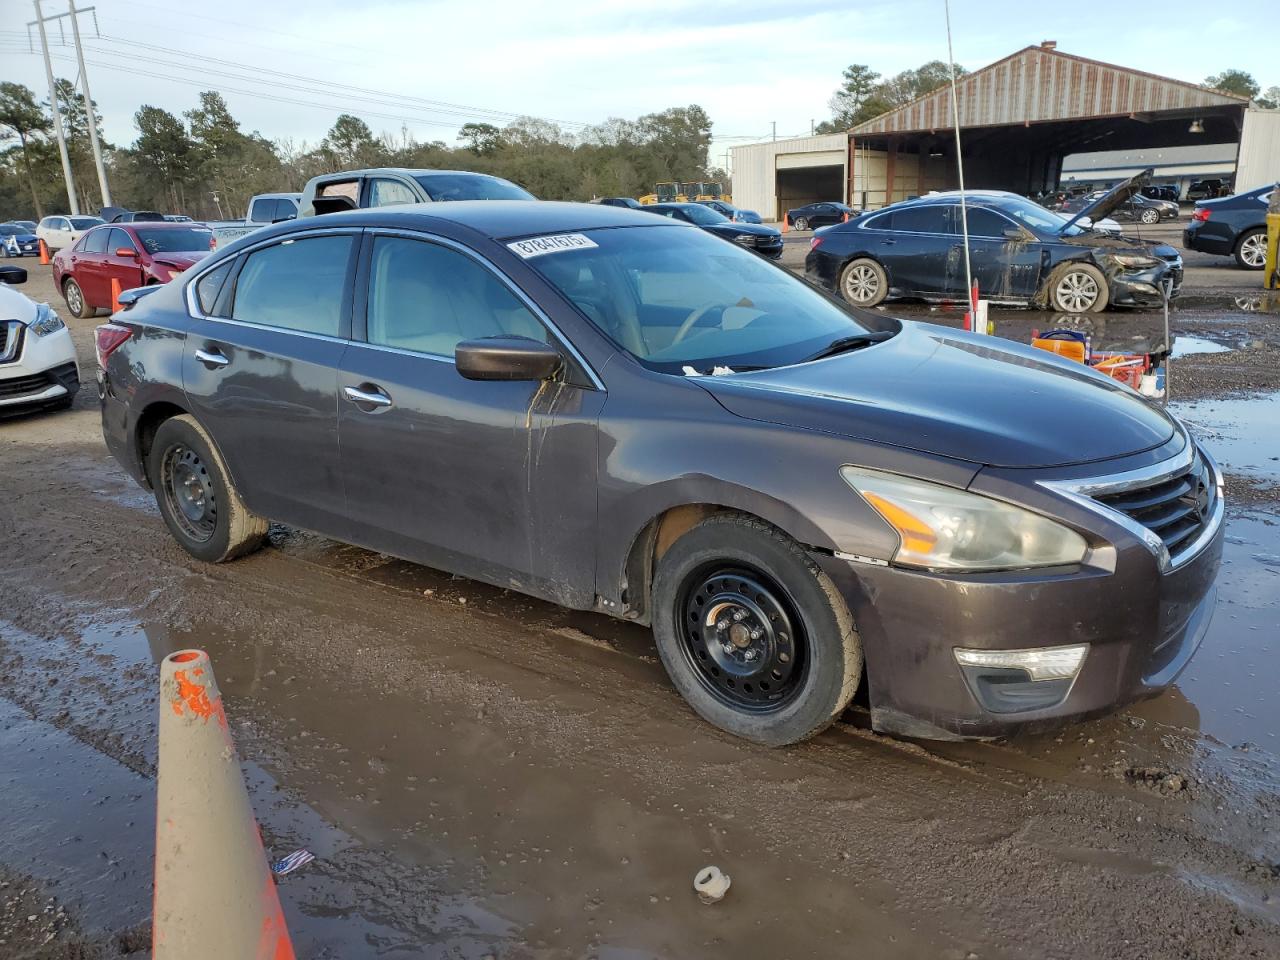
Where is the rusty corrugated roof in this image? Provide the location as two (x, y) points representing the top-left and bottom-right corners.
(850, 46), (1249, 136)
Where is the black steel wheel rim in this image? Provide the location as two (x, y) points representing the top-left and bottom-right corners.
(162, 444), (217, 543)
(677, 565), (807, 713)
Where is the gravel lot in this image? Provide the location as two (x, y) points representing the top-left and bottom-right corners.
(1, 243), (1278, 959)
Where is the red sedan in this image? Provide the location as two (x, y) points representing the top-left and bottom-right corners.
(52, 222), (213, 318)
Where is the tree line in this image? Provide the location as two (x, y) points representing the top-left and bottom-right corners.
(0, 81), (719, 221)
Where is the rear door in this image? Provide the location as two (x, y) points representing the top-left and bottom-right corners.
(182, 230), (359, 534)
(70, 228), (110, 307)
(877, 204), (954, 296)
(336, 231), (604, 604)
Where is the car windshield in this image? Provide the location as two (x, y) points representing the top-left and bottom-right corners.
(133, 227), (213, 253)
(413, 173), (533, 201)
(0, 225), (22, 236)
(70, 217), (103, 229)
(526, 225), (877, 374)
(679, 205), (729, 225)
(996, 196), (1089, 236)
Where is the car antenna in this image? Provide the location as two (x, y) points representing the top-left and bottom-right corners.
(943, 0), (973, 322)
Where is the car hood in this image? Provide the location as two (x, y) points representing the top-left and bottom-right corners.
(708, 222), (780, 238)
(0, 284), (38, 325)
(151, 252), (209, 270)
(1060, 168), (1152, 233)
(698, 322), (1177, 469)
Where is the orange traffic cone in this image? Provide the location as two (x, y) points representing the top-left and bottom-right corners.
(781, 216), (789, 234)
(153, 650), (296, 960)
(110, 278), (122, 313)
(38, 239), (50, 265)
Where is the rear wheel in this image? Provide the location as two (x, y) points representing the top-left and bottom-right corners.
(148, 414), (268, 563)
(794, 216), (809, 231)
(1047, 262), (1108, 313)
(838, 258), (888, 307)
(1235, 229), (1266, 270)
(651, 513), (862, 746)
(62, 279), (92, 319)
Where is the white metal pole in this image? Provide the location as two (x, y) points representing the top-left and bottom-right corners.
(34, 0), (80, 215)
(68, 0), (110, 208)
(943, 0), (973, 328)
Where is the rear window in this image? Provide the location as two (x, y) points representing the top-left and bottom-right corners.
(133, 227), (213, 253)
(231, 235), (353, 337)
(81, 228), (110, 254)
(412, 173), (533, 201)
(195, 261), (233, 315)
(70, 217), (102, 230)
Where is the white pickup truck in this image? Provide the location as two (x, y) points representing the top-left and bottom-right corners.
(207, 193), (302, 249)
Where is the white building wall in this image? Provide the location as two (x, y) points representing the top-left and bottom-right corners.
(1236, 109), (1280, 192)
(729, 134), (849, 219)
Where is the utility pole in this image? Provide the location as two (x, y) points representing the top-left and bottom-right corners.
(33, 0), (79, 215)
(68, 1), (110, 207)
(771, 121), (776, 142)
(810, 119), (815, 136)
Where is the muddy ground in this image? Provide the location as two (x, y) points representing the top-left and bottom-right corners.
(1, 249), (1278, 960)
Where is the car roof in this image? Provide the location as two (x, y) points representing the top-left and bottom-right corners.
(267, 200), (682, 242)
(310, 168), (513, 181)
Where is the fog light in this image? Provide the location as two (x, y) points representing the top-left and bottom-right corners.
(954, 644), (1088, 681)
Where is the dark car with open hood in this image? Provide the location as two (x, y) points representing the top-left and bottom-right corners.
(643, 201), (783, 259)
(806, 170), (1182, 313)
(95, 201), (1222, 745)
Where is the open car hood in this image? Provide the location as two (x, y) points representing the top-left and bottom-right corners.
(1059, 168), (1152, 233)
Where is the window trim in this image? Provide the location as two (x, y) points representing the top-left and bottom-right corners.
(357, 227), (605, 391)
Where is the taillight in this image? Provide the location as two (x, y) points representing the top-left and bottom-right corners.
(809, 237), (824, 251)
(210, 235), (217, 250)
(1192, 208), (1211, 222)
(95, 323), (132, 368)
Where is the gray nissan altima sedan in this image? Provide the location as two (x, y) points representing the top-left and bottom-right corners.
(96, 201), (1223, 745)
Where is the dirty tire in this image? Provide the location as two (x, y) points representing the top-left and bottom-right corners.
(651, 513), (862, 747)
(148, 414), (268, 563)
(839, 258), (888, 307)
(1047, 262), (1108, 313)
(794, 217), (809, 231)
(62, 278), (93, 319)
(1235, 228), (1266, 270)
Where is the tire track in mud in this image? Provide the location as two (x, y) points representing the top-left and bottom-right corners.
(2, 431), (1279, 958)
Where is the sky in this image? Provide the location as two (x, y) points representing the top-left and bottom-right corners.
(1, 0), (1272, 170)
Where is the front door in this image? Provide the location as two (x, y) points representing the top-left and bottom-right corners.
(102, 228), (147, 303)
(953, 207), (1045, 303)
(182, 231), (359, 535)
(337, 232), (602, 603)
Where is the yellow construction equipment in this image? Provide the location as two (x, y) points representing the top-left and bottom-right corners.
(638, 182), (687, 205)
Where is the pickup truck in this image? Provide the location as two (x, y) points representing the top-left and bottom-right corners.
(298, 168), (532, 216)
(208, 192), (302, 249)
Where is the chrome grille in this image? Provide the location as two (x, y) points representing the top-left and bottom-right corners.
(0, 321), (23, 364)
(1094, 450), (1215, 557)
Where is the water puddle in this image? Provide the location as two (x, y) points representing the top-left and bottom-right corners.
(1171, 335), (1234, 357)
(1173, 393), (1280, 483)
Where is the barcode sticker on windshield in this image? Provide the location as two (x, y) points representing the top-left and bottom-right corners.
(507, 233), (598, 259)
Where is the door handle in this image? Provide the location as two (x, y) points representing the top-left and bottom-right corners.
(343, 384), (393, 408)
(880, 238), (896, 245)
(195, 347), (229, 368)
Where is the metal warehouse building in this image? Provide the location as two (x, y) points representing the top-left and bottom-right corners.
(730, 42), (1280, 220)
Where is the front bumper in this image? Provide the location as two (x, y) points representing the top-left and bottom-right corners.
(816, 442), (1224, 740)
(0, 324), (80, 414)
(1108, 258), (1182, 307)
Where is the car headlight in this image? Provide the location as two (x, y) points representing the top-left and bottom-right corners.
(840, 467), (1088, 571)
(733, 234), (755, 244)
(28, 302), (65, 337)
(1109, 253), (1160, 269)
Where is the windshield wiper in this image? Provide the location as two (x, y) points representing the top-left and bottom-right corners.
(801, 331), (893, 363)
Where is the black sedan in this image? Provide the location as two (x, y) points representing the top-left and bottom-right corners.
(96, 201), (1221, 745)
(1183, 184), (1271, 270)
(806, 183), (1183, 312)
(694, 199), (763, 224)
(644, 202), (782, 259)
(593, 197), (643, 209)
(785, 202), (857, 230)
(1061, 191), (1178, 225)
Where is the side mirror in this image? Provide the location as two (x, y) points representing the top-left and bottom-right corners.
(0, 265), (27, 285)
(455, 336), (562, 382)
(115, 247), (138, 259)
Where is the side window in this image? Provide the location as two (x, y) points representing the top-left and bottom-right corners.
(964, 208), (1014, 238)
(55, 218), (70, 231)
(368, 179), (417, 207)
(318, 180), (359, 201)
(231, 235), (354, 337)
(81, 229), (109, 254)
(275, 198), (297, 220)
(365, 236), (547, 358)
(890, 205), (951, 234)
(249, 198), (275, 222)
(194, 261), (234, 316)
(107, 228), (136, 252)
(863, 211), (893, 230)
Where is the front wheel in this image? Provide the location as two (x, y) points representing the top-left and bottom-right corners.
(148, 414), (268, 563)
(1140, 208), (1159, 225)
(839, 258), (888, 307)
(1235, 229), (1266, 270)
(794, 217), (809, 231)
(1047, 262), (1108, 313)
(651, 513), (862, 746)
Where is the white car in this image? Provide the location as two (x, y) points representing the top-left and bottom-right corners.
(36, 214), (105, 254)
(0, 265), (80, 414)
